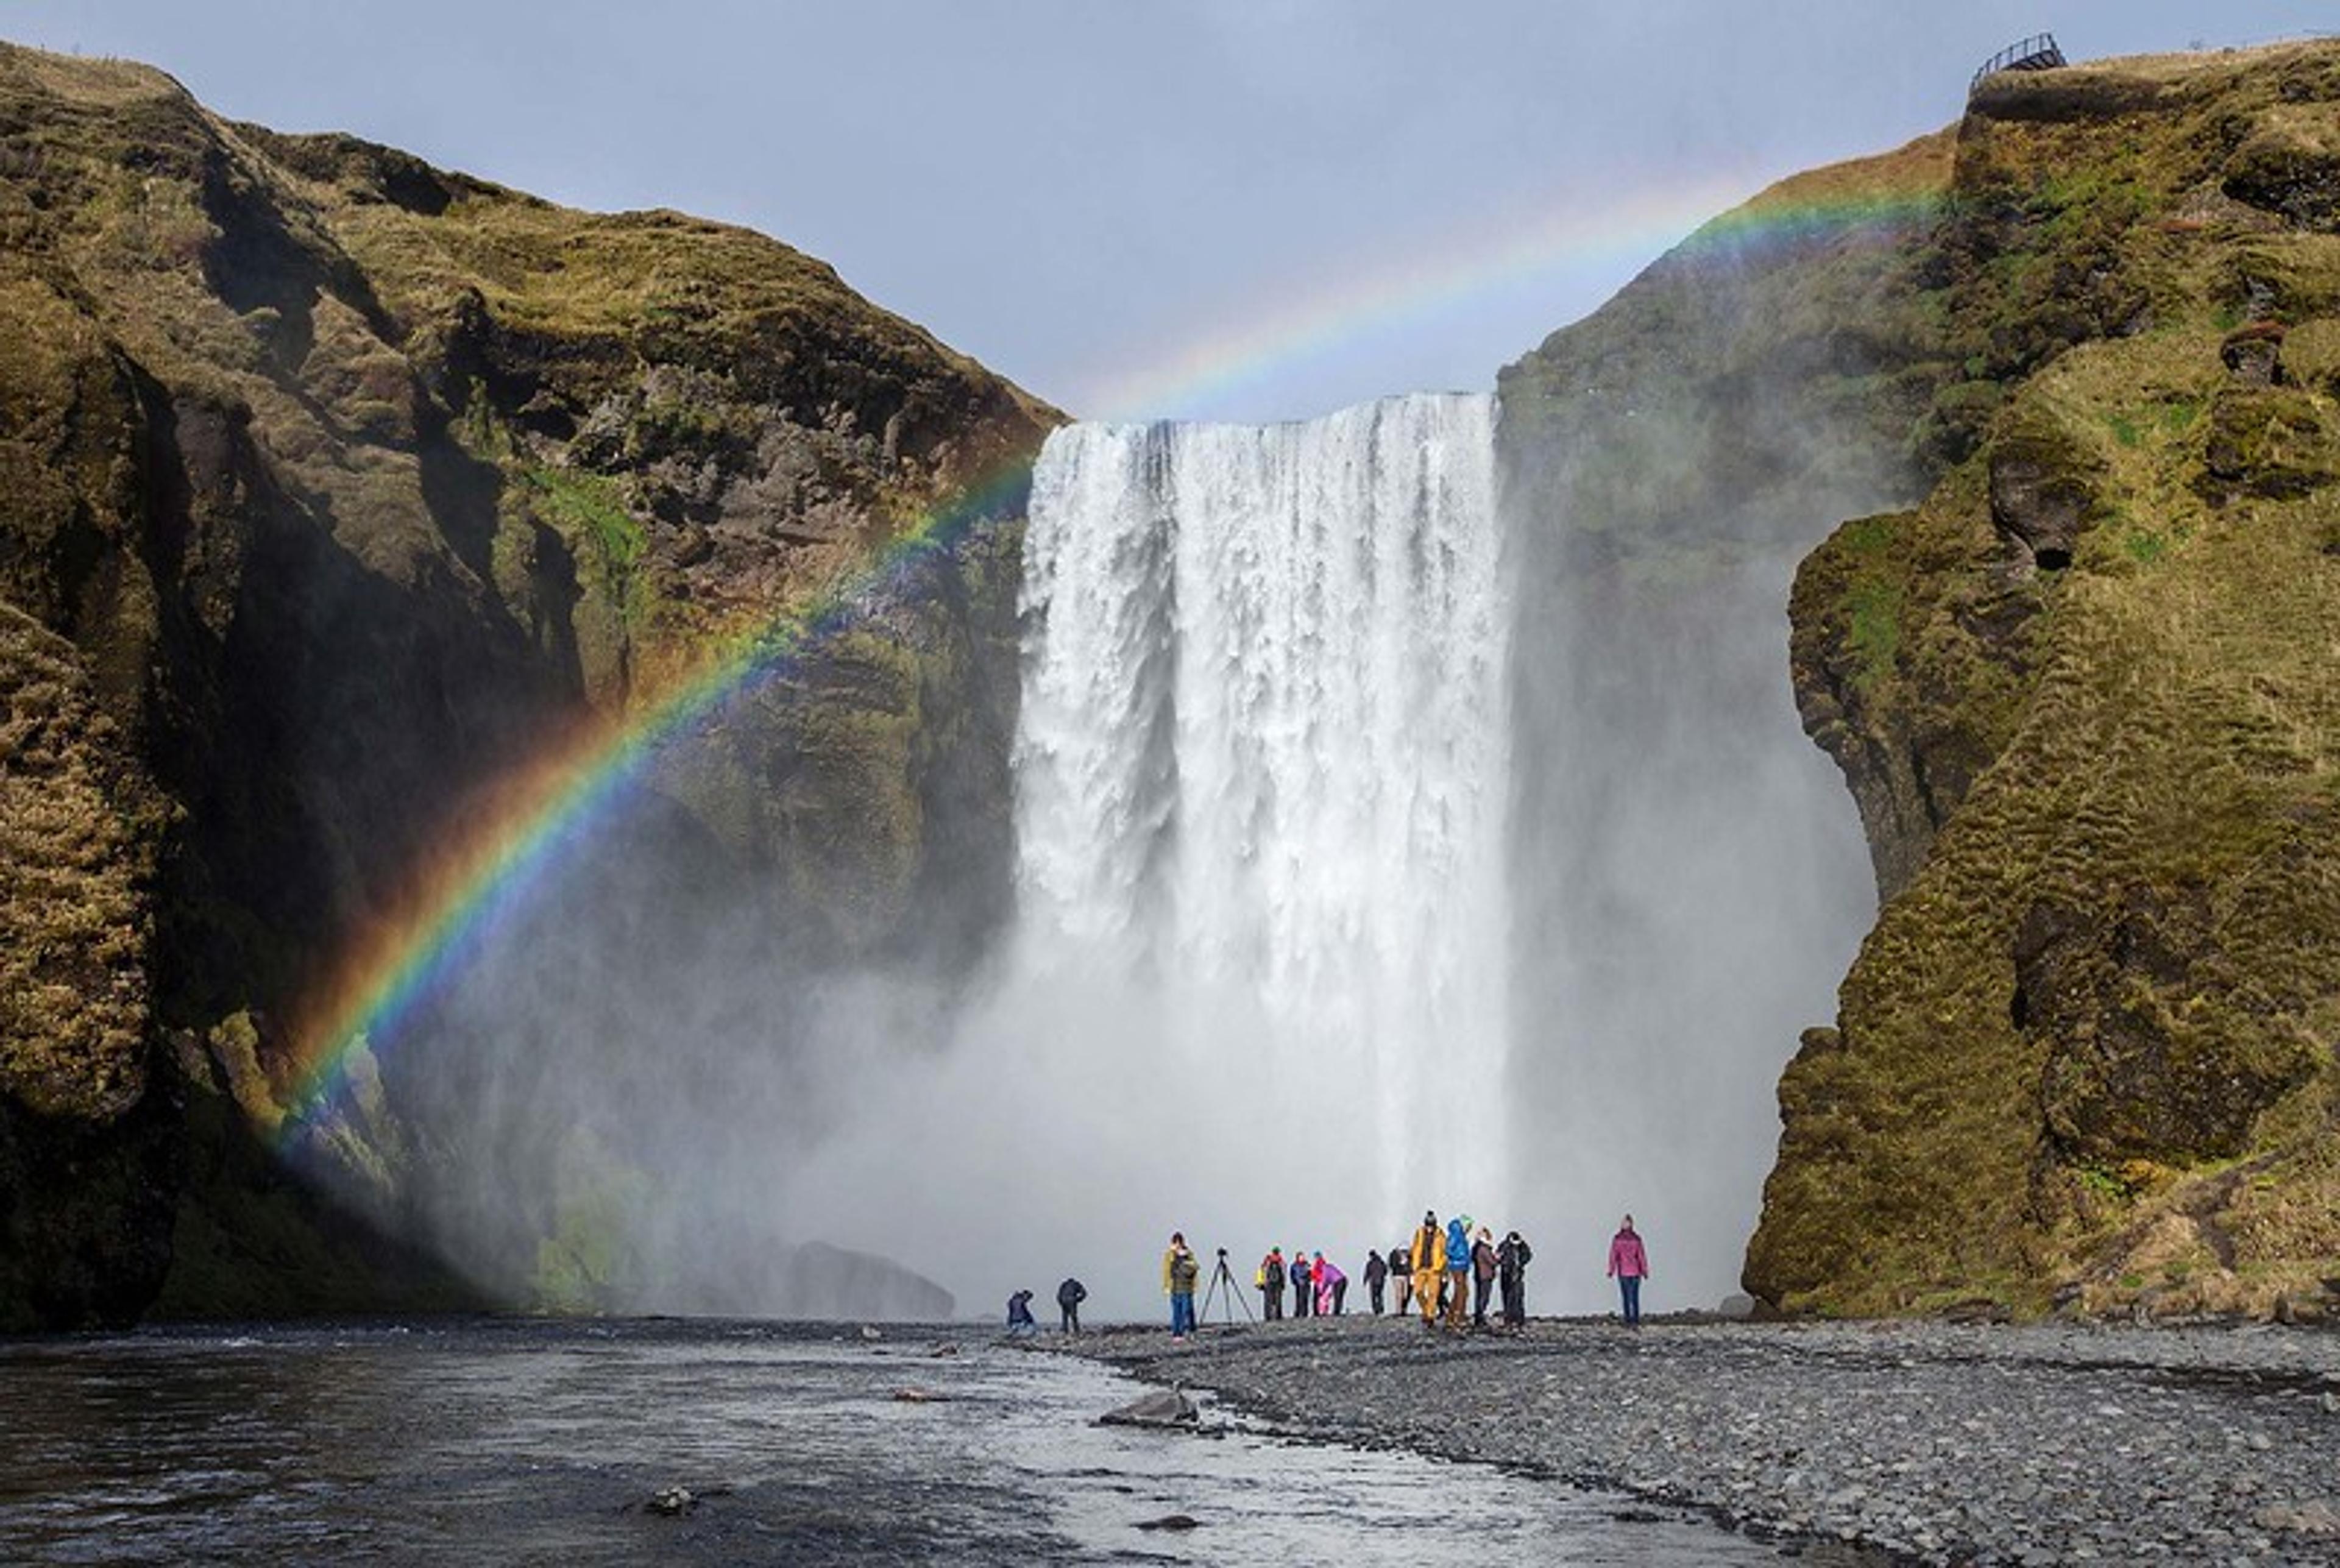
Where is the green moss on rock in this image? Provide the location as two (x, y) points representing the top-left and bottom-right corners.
(0, 604), (158, 1121)
(1751, 39), (2340, 1321)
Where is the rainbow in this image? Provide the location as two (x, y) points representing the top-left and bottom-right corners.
(1077, 174), (1756, 420)
(278, 461), (1034, 1130)
(279, 148), (1951, 1130)
(1077, 138), (1950, 421)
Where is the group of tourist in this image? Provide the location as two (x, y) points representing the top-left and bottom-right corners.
(1007, 1276), (1093, 1337)
(1147, 1213), (1652, 1338)
(1252, 1246), (1353, 1319)
(1009, 1214), (1652, 1338)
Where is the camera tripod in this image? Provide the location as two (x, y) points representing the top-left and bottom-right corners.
(1199, 1247), (1257, 1326)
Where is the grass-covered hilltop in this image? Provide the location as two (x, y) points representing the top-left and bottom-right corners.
(1506, 37), (2340, 1323)
(0, 41), (1052, 1330)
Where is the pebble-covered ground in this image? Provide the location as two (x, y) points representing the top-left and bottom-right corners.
(1066, 1314), (2340, 1567)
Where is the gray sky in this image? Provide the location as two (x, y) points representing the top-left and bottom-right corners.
(9, 2), (2333, 421)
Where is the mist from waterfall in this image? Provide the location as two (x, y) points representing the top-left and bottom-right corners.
(1502, 541), (1877, 1314)
(787, 395), (1511, 1318)
(325, 378), (1876, 1327)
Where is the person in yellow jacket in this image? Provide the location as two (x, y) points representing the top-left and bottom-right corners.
(1161, 1232), (1199, 1337)
(1409, 1210), (1445, 1325)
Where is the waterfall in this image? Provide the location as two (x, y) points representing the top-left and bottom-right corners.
(1013, 393), (1512, 1233)
(780, 394), (1512, 1313)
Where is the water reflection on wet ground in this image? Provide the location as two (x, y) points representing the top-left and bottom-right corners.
(0, 1319), (1807, 1564)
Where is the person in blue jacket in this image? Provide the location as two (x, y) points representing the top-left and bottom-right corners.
(1007, 1290), (1038, 1338)
(1442, 1215), (1472, 1330)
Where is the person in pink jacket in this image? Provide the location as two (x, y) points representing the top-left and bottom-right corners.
(1313, 1252), (1347, 1316)
(1607, 1215), (1650, 1329)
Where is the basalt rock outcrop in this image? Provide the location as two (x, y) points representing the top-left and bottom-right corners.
(1748, 42), (2340, 1319)
(0, 43), (1052, 1329)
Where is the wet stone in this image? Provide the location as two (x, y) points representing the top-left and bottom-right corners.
(1063, 1314), (2340, 1568)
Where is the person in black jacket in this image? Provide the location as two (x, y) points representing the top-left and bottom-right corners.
(1290, 1250), (1312, 1319)
(1497, 1230), (1534, 1327)
(1471, 1227), (1500, 1329)
(1363, 1248), (1389, 1314)
(1388, 1244), (1413, 1314)
(1057, 1277), (1088, 1335)
(1258, 1248), (1286, 1321)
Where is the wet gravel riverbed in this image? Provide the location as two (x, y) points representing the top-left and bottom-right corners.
(1067, 1314), (2340, 1566)
(0, 1316), (1842, 1566)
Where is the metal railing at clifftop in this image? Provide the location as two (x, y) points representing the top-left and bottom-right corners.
(1970, 32), (2067, 96)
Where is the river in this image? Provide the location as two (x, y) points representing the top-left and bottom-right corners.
(0, 1318), (1812, 1564)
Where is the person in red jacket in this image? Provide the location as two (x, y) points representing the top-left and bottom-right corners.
(1607, 1215), (1650, 1328)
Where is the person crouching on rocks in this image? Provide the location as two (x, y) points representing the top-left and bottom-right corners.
(1290, 1249), (1312, 1319)
(1443, 1215), (1473, 1330)
(1608, 1215), (1650, 1329)
(1258, 1247), (1286, 1321)
(1057, 1276), (1087, 1335)
(1497, 1229), (1533, 1327)
(1411, 1212), (1445, 1327)
(1314, 1252), (1346, 1316)
(1007, 1289), (1038, 1338)
(1363, 1246), (1388, 1314)
(1163, 1233), (1200, 1339)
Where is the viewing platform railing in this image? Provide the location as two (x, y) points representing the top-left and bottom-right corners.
(1970, 32), (2067, 96)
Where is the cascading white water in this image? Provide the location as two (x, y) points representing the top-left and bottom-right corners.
(783, 394), (1513, 1315)
(1015, 393), (1512, 1228)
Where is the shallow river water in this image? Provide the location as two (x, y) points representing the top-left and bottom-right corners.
(0, 1319), (1805, 1565)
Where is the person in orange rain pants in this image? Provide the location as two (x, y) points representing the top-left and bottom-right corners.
(1409, 1210), (1445, 1326)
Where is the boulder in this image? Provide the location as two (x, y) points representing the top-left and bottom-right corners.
(2220, 321), (2288, 386)
(1988, 413), (2100, 571)
(1100, 1387), (1201, 1429)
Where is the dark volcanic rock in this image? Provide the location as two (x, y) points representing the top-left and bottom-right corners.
(1099, 1387), (1201, 1429)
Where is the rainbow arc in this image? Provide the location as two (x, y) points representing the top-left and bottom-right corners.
(280, 158), (1948, 1129)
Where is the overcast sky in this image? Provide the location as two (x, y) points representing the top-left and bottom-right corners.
(9, 2), (2334, 422)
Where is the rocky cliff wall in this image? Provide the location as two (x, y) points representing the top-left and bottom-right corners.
(1750, 42), (2340, 1320)
(0, 43), (1051, 1329)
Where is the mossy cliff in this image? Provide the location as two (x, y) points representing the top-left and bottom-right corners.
(1746, 42), (2340, 1319)
(0, 43), (1052, 1329)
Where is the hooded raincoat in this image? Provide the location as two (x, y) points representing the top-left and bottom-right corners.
(1410, 1219), (1444, 1322)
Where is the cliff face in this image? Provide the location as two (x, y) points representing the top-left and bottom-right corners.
(1502, 39), (2340, 1322)
(1495, 135), (1951, 1285)
(1749, 43), (2340, 1319)
(0, 44), (1052, 1329)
